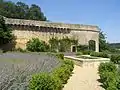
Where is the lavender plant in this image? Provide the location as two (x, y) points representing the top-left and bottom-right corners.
(0, 52), (61, 90)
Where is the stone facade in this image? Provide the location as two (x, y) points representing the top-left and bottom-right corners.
(4, 17), (100, 52)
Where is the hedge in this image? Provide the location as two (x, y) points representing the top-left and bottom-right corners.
(52, 59), (74, 84)
(56, 53), (64, 60)
(29, 56), (74, 90)
(90, 52), (109, 58)
(110, 54), (120, 64)
(0, 49), (3, 53)
(98, 62), (120, 90)
(76, 52), (83, 56)
(98, 62), (117, 75)
(29, 73), (62, 90)
(82, 50), (91, 55)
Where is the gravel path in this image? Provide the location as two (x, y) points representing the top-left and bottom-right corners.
(63, 65), (104, 90)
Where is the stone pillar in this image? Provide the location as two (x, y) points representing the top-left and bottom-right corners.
(95, 40), (99, 52)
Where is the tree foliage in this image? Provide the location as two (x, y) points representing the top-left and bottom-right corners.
(0, 0), (47, 21)
(0, 15), (14, 45)
(99, 31), (109, 51)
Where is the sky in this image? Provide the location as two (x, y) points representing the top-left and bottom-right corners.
(10, 0), (120, 43)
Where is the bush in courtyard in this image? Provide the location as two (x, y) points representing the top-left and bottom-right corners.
(82, 50), (91, 55)
(29, 73), (61, 90)
(52, 59), (74, 84)
(15, 47), (27, 53)
(98, 62), (119, 89)
(26, 38), (49, 52)
(56, 53), (64, 60)
(99, 62), (117, 75)
(0, 49), (3, 53)
(90, 52), (109, 58)
(76, 52), (83, 56)
(110, 54), (120, 64)
(77, 45), (89, 51)
(116, 76), (120, 89)
(29, 58), (74, 90)
(102, 72), (118, 90)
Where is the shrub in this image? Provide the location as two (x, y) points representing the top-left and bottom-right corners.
(29, 58), (74, 90)
(0, 49), (3, 53)
(99, 62), (117, 75)
(15, 47), (27, 53)
(52, 59), (74, 84)
(77, 45), (88, 51)
(26, 38), (49, 52)
(117, 76), (120, 89)
(98, 62), (119, 90)
(63, 59), (74, 73)
(106, 86), (117, 90)
(76, 52), (83, 56)
(82, 50), (91, 55)
(90, 52), (109, 58)
(104, 72), (118, 90)
(110, 54), (120, 64)
(100, 71), (118, 90)
(56, 53), (64, 60)
(29, 73), (61, 90)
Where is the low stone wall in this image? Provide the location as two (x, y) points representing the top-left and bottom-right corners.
(64, 56), (110, 68)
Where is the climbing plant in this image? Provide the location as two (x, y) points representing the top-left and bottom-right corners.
(49, 37), (78, 52)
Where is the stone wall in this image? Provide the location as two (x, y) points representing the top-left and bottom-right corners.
(4, 17), (100, 51)
(5, 17), (99, 31)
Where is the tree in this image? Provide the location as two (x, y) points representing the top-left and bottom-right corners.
(0, 0), (47, 21)
(16, 2), (29, 19)
(0, 16), (14, 45)
(99, 31), (109, 51)
(27, 4), (47, 21)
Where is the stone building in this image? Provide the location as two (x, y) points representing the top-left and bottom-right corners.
(4, 17), (100, 52)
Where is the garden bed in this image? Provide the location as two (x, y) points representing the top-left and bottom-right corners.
(0, 52), (61, 89)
